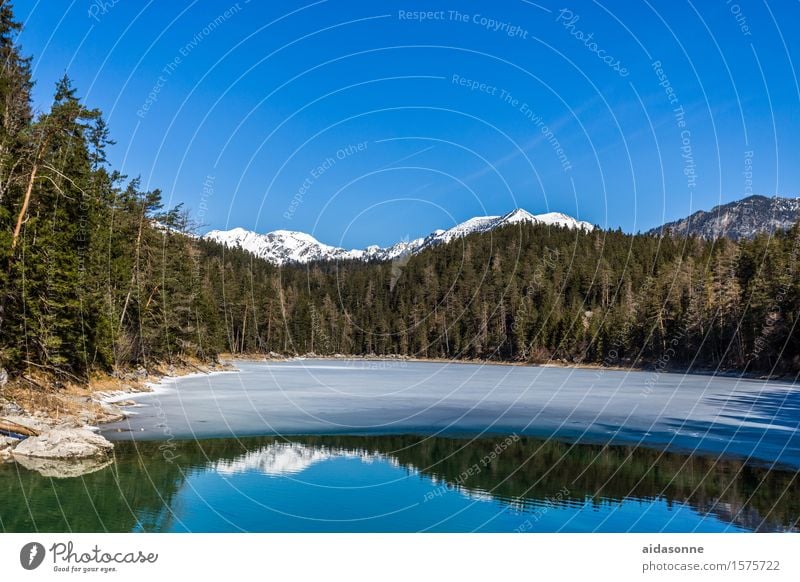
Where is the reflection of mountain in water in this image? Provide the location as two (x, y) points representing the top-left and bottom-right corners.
(1, 435), (798, 532)
(263, 435), (800, 532)
(213, 442), (393, 476)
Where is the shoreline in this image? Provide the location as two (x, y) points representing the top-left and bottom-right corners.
(219, 352), (793, 382)
(2, 352), (794, 476)
(0, 359), (235, 474)
(98, 366), (241, 405)
(3, 353), (790, 433)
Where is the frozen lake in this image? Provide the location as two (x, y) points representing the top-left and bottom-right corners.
(5, 359), (797, 533)
(103, 359), (800, 469)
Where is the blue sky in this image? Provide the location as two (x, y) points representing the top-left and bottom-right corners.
(14, 0), (800, 248)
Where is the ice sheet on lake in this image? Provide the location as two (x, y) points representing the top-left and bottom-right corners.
(102, 359), (800, 468)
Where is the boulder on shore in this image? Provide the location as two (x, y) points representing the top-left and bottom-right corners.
(11, 428), (113, 460)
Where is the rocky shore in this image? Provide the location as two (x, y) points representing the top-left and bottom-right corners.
(0, 413), (113, 477)
(0, 360), (233, 477)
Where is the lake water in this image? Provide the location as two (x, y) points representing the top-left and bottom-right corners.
(2, 434), (798, 532)
(2, 359), (798, 532)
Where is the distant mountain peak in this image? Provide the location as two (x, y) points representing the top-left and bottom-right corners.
(500, 208), (537, 223)
(204, 208), (593, 266)
(648, 194), (800, 240)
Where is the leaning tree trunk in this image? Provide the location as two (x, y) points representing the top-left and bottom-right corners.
(10, 158), (39, 250)
(11, 133), (51, 251)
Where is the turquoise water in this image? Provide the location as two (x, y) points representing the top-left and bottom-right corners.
(1, 435), (796, 532)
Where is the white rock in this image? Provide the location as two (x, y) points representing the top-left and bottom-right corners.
(12, 428), (113, 459)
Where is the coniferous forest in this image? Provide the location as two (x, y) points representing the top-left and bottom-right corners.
(1, 4), (799, 385)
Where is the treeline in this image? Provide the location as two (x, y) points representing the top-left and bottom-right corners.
(245, 223), (800, 375)
(0, 3), (219, 377)
(1, 2), (799, 382)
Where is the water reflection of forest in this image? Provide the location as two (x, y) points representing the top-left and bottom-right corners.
(1, 435), (797, 532)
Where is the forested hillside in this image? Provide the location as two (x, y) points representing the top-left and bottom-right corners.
(0, 3), (798, 383)
(234, 224), (800, 375)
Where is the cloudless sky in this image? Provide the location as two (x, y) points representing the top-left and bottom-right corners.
(14, 0), (800, 248)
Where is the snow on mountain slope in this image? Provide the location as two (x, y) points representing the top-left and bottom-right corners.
(204, 208), (593, 265)
(204, 228), (353, 264)
(534, 212), (594, 231)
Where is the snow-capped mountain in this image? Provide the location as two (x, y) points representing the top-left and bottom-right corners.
(203, 227), (358, 264)
(204, 208), (593, 266)
(647, 195), (800, 240)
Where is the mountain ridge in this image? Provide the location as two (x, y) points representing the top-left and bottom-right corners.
(647, 195), (800, 240)
(204, 208), (594, 265)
